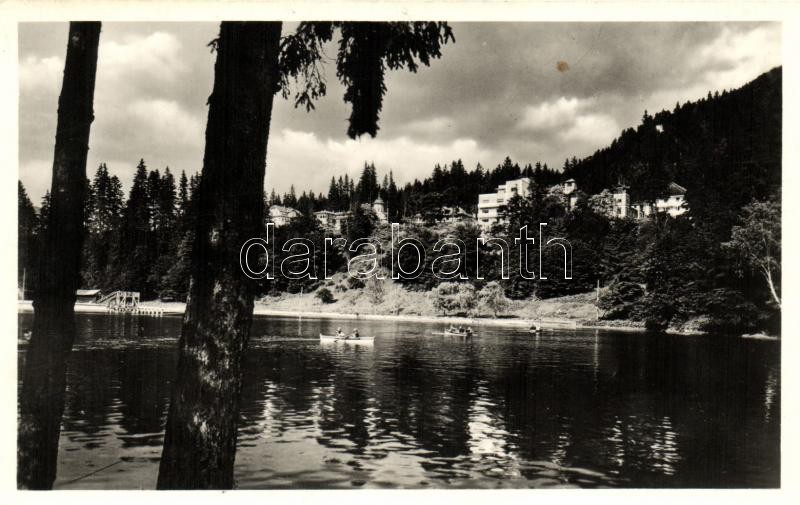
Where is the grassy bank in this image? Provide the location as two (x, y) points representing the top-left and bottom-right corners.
(20, 276), (730, 335)
(252, 272), (603, 323)
(17, 283), (608, 330)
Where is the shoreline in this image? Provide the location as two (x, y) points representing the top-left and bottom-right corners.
(17, 299), (566, 329)
(16, 299), (740, 336)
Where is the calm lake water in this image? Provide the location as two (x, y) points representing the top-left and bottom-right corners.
(17, 312), (780, 489)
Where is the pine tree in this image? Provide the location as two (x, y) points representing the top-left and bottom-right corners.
(120, 159), (152, 294)
(267, 188), (278, 206)
(178, 170), (189, 217)
(356, 162), (379, 203)
(327, 176), (339, 208)
(18, 181), (38, 294)
(83, 163), (124, 289)
(284, 184), (298, 207)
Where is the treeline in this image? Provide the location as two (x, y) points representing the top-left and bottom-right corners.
(19, 160), (199, 300)
(265, 157), (562, 222)
(18, 154), (558, 300)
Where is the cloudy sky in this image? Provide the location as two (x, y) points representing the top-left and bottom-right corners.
(19, 21), (780, 202)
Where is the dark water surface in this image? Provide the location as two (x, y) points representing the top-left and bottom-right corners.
(17, 313), (780, 489)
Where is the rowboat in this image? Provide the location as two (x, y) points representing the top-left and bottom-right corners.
(431, 331), (472, 337)
(319, 333), (375, 344)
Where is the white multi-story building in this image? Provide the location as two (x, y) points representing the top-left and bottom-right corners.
(314, 210), (351, 234)
(630, 182), (688, 219)
(562, 178), (579, 210)
(269, 205), (302, 227)
(611, 185), (632, 219)
(477, 177), (532, 230)
(315, 198), (388, 234)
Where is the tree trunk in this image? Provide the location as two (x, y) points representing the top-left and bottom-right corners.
(157, 22), (282, 489)
(763, 267), (781, 309)
(17, 22), (101, 490)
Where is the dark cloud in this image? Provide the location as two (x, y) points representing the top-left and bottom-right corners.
(19, 21), (779, 202)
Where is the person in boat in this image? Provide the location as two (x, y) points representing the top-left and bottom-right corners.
(466, 326), (474, 337)
(335, 327), (344, 338)
(447, 324), (458, 334)
(457, 325), (465, 334)
(349, 328), (360, 340)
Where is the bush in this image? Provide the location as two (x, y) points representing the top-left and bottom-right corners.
(346, 277), (365, 290)
(315, 287), (335, 304)
(478, 281), (509, 317)
(700, 288), (760, 334)
(432, 282), (476, 315)
(633, 292), (675, 332)
(364, 276), (386, 305)
(598, 281), (645, 320)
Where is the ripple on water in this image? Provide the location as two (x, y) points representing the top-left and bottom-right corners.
(15, 312), (780, 489)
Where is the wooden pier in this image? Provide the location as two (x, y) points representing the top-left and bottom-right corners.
(96, 290), (164, 316)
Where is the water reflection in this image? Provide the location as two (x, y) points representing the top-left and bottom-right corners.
(17, 313), (780, 489)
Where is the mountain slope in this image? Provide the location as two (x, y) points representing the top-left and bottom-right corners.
(564, 66), (781, 233)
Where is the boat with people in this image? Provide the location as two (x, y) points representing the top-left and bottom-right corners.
(320, 326), (374, 344)
(432, 324), (475, 338)
(319, 333), (374, 344)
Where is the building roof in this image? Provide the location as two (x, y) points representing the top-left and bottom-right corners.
(269, 205), (302, 217)
(668, 182), (687, 195)
(76, 289), (101, 296)
(315, 209), (351, 217)
(373, 197), (384, 204)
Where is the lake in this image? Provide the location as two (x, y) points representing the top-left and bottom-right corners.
(17, 312), (780, 489)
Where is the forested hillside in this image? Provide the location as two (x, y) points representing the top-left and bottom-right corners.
(564, 66), (781, 236)
(18, 67), (782, 333)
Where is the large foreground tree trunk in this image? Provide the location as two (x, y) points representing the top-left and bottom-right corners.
(157, 22), (282, 489)
(18, 22), (101, 490)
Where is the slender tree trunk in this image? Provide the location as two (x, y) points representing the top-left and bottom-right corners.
(17, 22), (101, 490)
(763, 267), (781, 309)
(157, 22), (282, 489)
